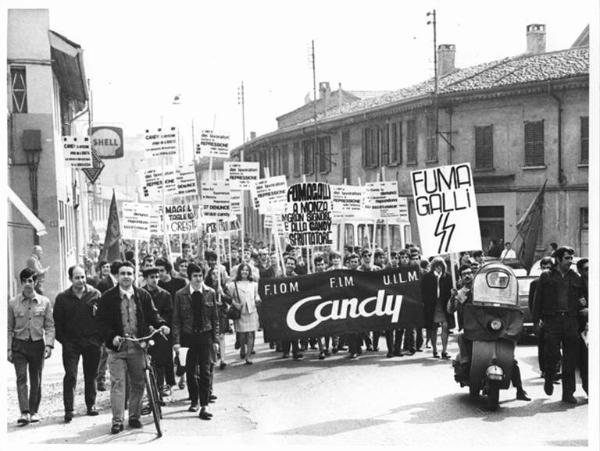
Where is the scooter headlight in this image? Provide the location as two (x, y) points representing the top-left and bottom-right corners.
(489, 319), (503, 331)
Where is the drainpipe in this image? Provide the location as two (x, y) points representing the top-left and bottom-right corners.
(549, 85), (566, 185)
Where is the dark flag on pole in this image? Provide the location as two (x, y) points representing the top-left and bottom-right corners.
(512, 180), (547, 272)
(100, 190), (122, 262)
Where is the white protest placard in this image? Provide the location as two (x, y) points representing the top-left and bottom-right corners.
(63, 136), (93, 168)
(144, 127), (179, 158)
(331, 184), (366, 222)
(265, 215), (286, 236)
(397, 197), (409, 222)
(224, 162), (259, 190)
(362, 181), (401, 219)
(175, 162), (198, 197)
(201, 182), (231, 219)
(139, 166), (177, 200)
(122, 202), (152, 241)
(251, 176), (288, 213)
(162, 204), (197, 234)
(230, 189), (242, 215)
(196, 130), (230, 158)
(411, 163), (482, 256)
(149, 204), (162, 236)
(283, 182), (334, 247)
(204, 218), (241, 235)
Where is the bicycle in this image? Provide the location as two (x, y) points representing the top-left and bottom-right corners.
(122, 328), (165, 437)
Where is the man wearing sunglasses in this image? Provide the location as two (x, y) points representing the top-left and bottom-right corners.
(533, 246), (586, 404)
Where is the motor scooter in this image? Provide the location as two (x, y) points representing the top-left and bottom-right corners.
(453, 262), (523, 410)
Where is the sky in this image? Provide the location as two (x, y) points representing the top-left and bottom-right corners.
(4, 0), (592, 151)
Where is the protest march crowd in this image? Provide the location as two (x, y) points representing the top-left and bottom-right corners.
(8, 233), (589, 434)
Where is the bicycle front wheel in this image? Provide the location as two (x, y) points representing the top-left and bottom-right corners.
(144, 369), (162, 437)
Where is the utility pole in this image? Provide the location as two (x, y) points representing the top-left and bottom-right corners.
(427, 9), (439, 161)
(238, 81), (246, 162)
(310, 40), (318, 182)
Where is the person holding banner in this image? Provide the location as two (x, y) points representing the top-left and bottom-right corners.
(227, 264), (261, 365)
(421, 257), (454, 360)
(280, 256), (303, 360)
(205, 269), (232, 370)
(345, 253), (363, 360)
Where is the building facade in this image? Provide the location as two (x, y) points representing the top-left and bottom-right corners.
(7, 9), (90, 298)
(232, 25), (589, 258)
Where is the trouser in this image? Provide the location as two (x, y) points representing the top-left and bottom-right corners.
(511, 360), (525, 391)
(372, 331), (382, 349)
(107, 342), (145, 424)
(317, 336), (331, 351)
(346, 333), (361, 354)
(282, 339), (300, 356)
(402, 328), (418, 351)
(185, 331), (212, 407)
(96, 344), (109, 385)
(384, 329), (397, 353)
(415, 328), (424, 350)
(394, 329), (405, 354)
(150, 334), (175, 388)
(217, 333), (226, 362)
(543, 315), (579, 397)
(579, 335), (588, 394)
(62, 341), (101, 412)
(11, 339), (45, 414)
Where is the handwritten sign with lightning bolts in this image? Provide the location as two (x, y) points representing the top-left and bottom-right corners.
(410, 163), (482, 257)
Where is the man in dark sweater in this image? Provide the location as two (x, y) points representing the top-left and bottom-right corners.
(53, 265), (103, 423)
(143, 266), (175, 396)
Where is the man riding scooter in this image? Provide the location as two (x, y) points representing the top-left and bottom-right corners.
(449, 264), (530, 402)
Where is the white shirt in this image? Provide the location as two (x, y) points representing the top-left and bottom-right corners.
(500, 249), (516, 259)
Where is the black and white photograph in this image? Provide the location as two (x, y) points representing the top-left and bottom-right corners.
(1, 0), (598, 448)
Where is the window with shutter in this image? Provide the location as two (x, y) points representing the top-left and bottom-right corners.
(475, 125), (493, 169)
(293, 142), (301, 176)
(11, 67), (27, 113)
(382, 124), (390, 166)
(302, 140), (314, 174)
(580, 116), (589, 164)
(318, 136), (331, 174)
(426, 116), (437, 161)
(342, 130), (351, 182)
(281, 144), (289, 175)
(524, 120), (544, 166)
(407, 120), (417, 164)
(389, 121), (402, 164)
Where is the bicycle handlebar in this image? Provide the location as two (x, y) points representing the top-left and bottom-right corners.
(122, 328), (166, 343)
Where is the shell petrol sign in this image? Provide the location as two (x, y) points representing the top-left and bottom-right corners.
(91, 126), (123, 158)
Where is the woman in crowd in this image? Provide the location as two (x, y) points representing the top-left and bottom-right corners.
(205, 268), (232, 370)
(227, 264), (262, 365)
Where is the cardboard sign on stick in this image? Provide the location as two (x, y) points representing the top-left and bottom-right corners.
(144, 127), (179, 158)
(201, 182), (231, 219)
(162, 204), (197, 234)
(331, 184), (366, 222)
(411, 163), (482, 256)
(362, 181), (401, 219)
(225, 162), (259, 190)
(283, 182), (333, 247)
(251, 176), (288, 213)
(63, 136), (93, 168)
(197, 130), (230, 158)
(122, 202), (152, 241)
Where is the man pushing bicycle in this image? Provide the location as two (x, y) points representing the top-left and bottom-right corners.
(97, 261), (170, 434)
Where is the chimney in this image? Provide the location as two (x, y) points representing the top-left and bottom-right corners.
(319, 81), (331, 99)
(338, 82), (343, 109)
(250, 131), (256, 140)
(526, 24), (546, 54)
(437, 44), (456, 77)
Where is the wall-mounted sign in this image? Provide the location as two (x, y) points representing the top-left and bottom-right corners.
(91, 126), (124, 159)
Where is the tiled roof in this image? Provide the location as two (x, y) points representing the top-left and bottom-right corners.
(301, 47), (589, 125)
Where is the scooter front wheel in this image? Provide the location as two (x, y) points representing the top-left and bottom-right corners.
(486, 383), (500, 411)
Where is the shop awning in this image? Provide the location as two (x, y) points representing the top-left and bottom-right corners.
(7, 187), (47, 236)
(49, 30), (88, 103)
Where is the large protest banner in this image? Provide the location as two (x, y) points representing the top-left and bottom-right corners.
(224, 162), (259, 190)
(196, 130), (230, 158)
(283, 182), (333, 246)
(162, 204), (197, 234)
(259, 267), (423, 340)
(411, 163), (482, 256)
(63, 136), (93, 168)
(122, 202), (152, 241)
(144, 127), (179, 158)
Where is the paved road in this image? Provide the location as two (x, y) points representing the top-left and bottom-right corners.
(5, 333), (588, 446)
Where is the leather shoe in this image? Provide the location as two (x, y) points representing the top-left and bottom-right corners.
(17, 413), (30, 425)
(544, 379), (554, 396)
(516, 390), (531, 401)
(87, 406), (99, 416)
(199, 409), (213, 420)
(111, 423), (124, 434)
(188, 404), (199, 412)
(562, 395), (577, 404)
(64, 411), (74, 423)
(128, 418), (143, 429)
